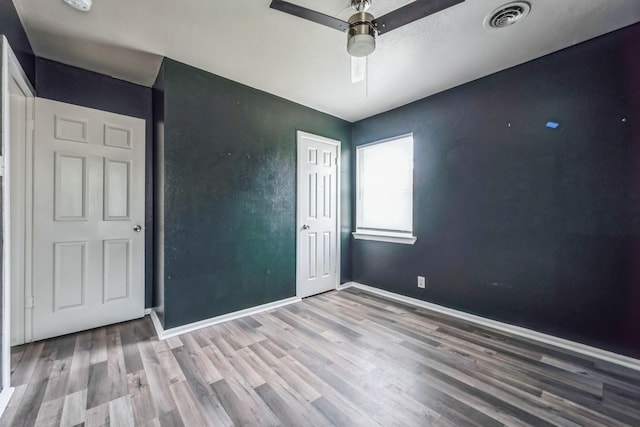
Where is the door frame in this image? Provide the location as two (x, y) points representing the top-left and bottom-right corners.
(1, 36), (35, 391)
(295, 130), (341, 298)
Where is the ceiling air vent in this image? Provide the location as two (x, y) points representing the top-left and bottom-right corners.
(486, 2), (531, 29)
(63, 0), (92, 12)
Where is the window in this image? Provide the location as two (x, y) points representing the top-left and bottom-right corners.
(354, 134), (416, 244)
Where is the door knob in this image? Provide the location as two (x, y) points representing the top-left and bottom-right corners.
(133, 225), (142, 232)
(302, 224), (310, 230)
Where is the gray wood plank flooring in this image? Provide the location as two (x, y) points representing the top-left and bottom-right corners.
(3, 288), (640, 426)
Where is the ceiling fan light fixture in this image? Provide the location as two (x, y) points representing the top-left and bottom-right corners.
(347, 12), (376, 57)
(348, 34), (376, 57)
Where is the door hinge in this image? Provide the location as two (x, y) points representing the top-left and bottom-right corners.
(28, 119), (35, 131)
(25, 296), (34, 309)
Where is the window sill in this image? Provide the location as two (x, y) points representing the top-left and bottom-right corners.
(352, 231), (417, 245)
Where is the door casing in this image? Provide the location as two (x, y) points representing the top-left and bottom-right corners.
(2, 36), (35, 389)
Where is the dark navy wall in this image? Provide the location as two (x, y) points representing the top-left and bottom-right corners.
(158, 59), (351, 329)
(352, 23), (640, 358)
(36, 58), (154, 307)
(0, 0), (35, 85)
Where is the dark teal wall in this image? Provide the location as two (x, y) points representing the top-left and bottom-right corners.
(159, 59), (351, 329)
(352, 23), (640, 358)
(152, 61), (165, 322)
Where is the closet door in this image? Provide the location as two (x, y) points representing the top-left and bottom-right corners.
(32, 98), (145, 341)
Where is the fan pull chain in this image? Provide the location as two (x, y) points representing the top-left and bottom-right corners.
(365, 55), (369, 97)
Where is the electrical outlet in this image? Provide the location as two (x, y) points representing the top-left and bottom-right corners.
(417, 276), (426, 289)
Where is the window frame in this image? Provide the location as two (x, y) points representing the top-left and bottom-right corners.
(353, 133), (417, 245)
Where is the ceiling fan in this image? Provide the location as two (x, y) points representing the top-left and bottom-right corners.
(270, 0), (466, 59)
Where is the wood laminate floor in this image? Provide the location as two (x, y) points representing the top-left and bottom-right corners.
(3, 288), (640, 426)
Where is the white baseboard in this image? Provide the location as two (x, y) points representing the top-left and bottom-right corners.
(335, 282), (354, 291)
(341, 282), (640, 372)
(0, 387), (14, 418)
(149, 296), (302, 340)
(149, 310), (164, 339)
(144, 308), (152, 316)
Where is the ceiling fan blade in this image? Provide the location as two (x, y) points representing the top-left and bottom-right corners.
(270, 0), (349, 32)
(373, 0), (465, 35)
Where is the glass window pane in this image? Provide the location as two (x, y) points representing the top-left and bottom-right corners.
(357, 135), (413, 233)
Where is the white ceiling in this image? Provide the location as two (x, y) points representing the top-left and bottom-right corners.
(12, 0), (640, 122)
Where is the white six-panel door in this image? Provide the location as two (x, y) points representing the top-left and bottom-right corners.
(32, 98), (145, 341)
(297, 131), (340, 298)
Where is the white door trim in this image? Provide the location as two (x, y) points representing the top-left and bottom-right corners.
(7, 48), (35, 348)
(1, 36), (35, 391)
(295, 130), (341, 298)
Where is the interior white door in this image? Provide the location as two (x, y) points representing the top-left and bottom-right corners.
(296, 131), (340, 298)
(32, 98), (145, 341)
